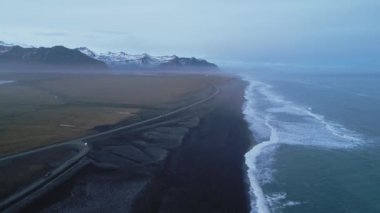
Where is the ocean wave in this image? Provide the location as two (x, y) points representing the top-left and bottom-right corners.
(241, 75), (363, 213)
(243, 79), (278, 213)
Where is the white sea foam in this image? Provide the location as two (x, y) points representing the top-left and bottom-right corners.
(266, 192), (302, 211)
(0, 80), (14, 85)
(243, 80), (278, 213)
(244, 123), (277, 213)
(241, 75), (363, 213)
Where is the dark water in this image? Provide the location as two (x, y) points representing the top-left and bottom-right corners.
(240, 70), (380, 213)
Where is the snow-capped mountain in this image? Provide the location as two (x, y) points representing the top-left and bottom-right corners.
(76, 47), (218, 71)
(0, 41), (218, 72)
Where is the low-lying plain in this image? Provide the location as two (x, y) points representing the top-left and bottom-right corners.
(0, 73), (218, 155)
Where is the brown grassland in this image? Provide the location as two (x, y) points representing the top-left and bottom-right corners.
(0, 73), (221, 155)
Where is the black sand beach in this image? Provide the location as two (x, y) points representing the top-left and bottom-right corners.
(21, 77), (252, 213)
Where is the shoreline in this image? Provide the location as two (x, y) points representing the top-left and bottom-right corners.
(132, 78), (252, 213)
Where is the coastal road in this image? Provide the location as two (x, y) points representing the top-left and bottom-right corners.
(0, 142), (89, 211)
(0, 82), (219, 212)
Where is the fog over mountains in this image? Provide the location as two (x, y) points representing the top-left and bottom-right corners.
(0, 41), (219, 72)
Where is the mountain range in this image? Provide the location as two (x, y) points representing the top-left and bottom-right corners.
(0, 41), (219, 72)
(76, 47), (218, 71)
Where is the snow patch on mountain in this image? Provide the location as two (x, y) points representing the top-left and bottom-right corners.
(0, 41), (36, 54)
(0, 41), (14, 47)
(0, 41), (34, 48)
(77, 47), (176, 67)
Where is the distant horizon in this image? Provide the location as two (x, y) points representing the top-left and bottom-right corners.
(2, 39), (379, 73)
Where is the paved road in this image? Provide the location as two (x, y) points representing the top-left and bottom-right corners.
(0, 142), (89, 211)
(0, 83), (219, 211)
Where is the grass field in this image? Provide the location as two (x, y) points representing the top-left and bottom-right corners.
(0, 73), (220, 155)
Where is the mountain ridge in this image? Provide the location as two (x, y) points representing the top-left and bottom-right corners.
(0, 41), (219, 72)
(0, 44), (107, 72)
(76, 47), (219, 71)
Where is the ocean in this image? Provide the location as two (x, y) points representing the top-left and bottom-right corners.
(240, 70), (380, 213)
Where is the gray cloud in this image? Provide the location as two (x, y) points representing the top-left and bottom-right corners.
(94, 30), (129, 36)
(33, 32), (69, 36)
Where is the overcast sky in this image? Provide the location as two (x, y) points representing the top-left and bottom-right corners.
(1, 0), (379, 68)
